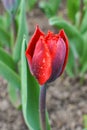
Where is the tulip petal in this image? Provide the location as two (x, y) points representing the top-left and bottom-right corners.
(31, 36), (52, 85)
(59, 30), (69, 75)
(47, 37), (66, 82)
(26, 25), (44, 72)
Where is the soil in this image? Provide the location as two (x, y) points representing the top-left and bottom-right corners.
(0, 1), (87, 130)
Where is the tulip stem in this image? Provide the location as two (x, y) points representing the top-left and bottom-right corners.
(40, 85), (47, 130)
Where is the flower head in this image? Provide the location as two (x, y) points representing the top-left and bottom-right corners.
(26, 26), (69, 85)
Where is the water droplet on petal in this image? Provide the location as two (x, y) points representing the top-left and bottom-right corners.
(42, 58), (45, 63)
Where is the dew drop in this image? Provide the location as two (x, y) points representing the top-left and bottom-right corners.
(42, 58), (45, 63)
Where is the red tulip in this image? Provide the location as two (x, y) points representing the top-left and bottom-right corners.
(26, 26), (69, 85)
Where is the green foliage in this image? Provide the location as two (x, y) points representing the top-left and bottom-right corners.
(27, 0), (37, 10)
(0, 0), (23, 109)
(67, 0), (80, 23)
(75, 12), (81, 28)
(13, 0), (28, 62)
(0, 0), (24, 110)
(0, 48), (21, 90)
(0, 26), (11, 47)
(66, 45), (76, 77)
(80, 61), (87, 76)
(0, 12), (12, 30)
(79, 9), (87, 75)
(0, 61), (20, 89)
(83, 115), (87, 129)
(39, 0), (61, 18)
(21, 38), (41, 130)
(49, 16), (86, 76)
(80, 9), (87, 33)
(0, 12), (13, 48)
(0, 47), (15, 70)
(21, 37), (51, 130)
(8, 84), (21, 108)
(49, 17), (84, 55)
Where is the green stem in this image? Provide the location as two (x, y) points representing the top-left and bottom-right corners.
(40, 85), (47, 130)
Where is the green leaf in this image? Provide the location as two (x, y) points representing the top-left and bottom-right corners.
(75, 12), (81, 28)
(13, 0), (28, 62)
(66, 39), (81, 76)
(21, 37), (51, 130)
(80, 62), (87, 76)
(0, 47), (16, 70)
(8, 83), (21, 108)
(83, 115), (87, 129)
(39, 0), (60, 18)
(49, 17), (84, 55)
(80, 9), (87, 33)
(27, 0), (37, 10)
(0, 61), (20, 89)
(21, 37), (40, 130)
(0, 16), (4, 26)
(49, 17), (82, 40)
(4, 13), (11, 30)
(67, 0), (80, 23)
(66, 46), (75, 77)
(81, 31), (87, 63)
(84, 0), (87, 10)
(0, 26), (11, 47)
(0, 15), (11, 29)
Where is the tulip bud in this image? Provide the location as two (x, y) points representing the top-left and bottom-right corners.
(2, 0), (17, 14)
(26, 26), (69, 85)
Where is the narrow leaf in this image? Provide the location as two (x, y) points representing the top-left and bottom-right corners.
(49, 17), (83, 40)
(0, 26), (10, 47)
(81, 32), (87, 63)
(13, 0), (28, 62)
(67, 0), (80, 23)
(0, 15), (11, 30)
(80, 62), (87, 76)
(0, 61), (20, 89)
(66, 47), (75, 77)
(0, 16), (4, 26)
(21, 37), (51, 130)
(0, 47), (16, 70)
(83, 115), (87, 129)
(8, 83), (21, 108)
(21, 38), (40, 130)
(39, 0), (60, 18)
(80, 10), (87, 33)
